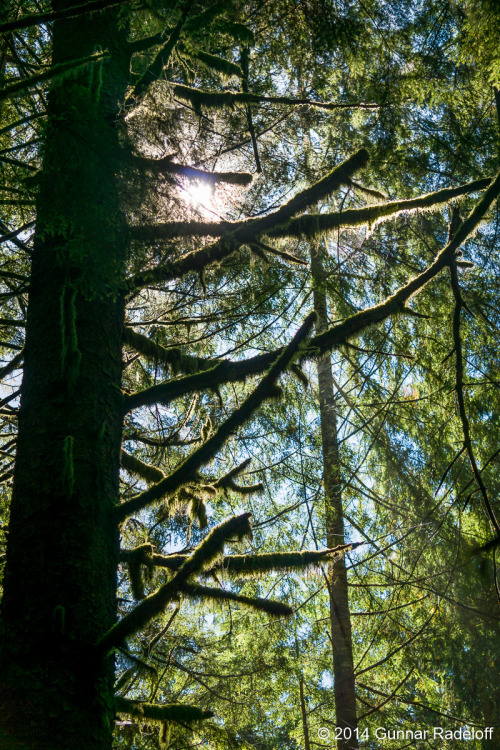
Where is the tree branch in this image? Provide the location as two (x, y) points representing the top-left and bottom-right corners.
(115, 696), (214, 723)
(124, 172), (500, 416)
(449, 260), (500, 536)
(0, 0), (130, 35)
(132, 155), (253, 185)
(127, 1), (193, 103)
(126, 148), (369, 290)
(98, 514), (252, 653)
(120, 543), (361, 577)
(116, 312), (315, 520)
(179, 582), (292, 617)
(172, 83), (381, 112)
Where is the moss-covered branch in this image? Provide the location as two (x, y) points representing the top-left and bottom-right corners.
(115, 696), (214, 723)
(121, 543), (361, 577)
(267, 177), (491, 238)
(127, 149), (369, 291)
(180, 582), (293, 617)
(99, 514), (252, 652)
(117, 313), (315, 519)
(172, 83), (380, 112)
(133, 155), (253, 185)
(123, 327), (218, 375)
(127, 2), (193, 102)
(128, 176), (490, 245)
(120, 449), (165, 484)
(0, 52), (109, 103)
(0, 0), (130, 34)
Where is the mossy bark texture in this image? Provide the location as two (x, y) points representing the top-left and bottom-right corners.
(0, 4), (128, 748)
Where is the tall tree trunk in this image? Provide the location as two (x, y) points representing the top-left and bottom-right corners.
(0, 5), (129, 749)
(299, 676), (311, 750)
(311, 246), (359, 750)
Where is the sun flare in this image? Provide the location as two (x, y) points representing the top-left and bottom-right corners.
(185, 181), (214, 213)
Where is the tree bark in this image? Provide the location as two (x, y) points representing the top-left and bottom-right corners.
(299, 676), (311, 750)
(0, 4), (129, 749)
(311, 246), (359, 750)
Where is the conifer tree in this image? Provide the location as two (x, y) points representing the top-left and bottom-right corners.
(0, 1), (499, 749)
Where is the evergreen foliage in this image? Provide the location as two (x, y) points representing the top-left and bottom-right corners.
(0, 0), (499, 749)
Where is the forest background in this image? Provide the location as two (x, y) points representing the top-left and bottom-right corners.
(0, 0), (499, 749)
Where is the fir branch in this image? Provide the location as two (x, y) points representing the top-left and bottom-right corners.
(0, 350), (23, 382)
(134, 155), (252, 185)
(124, 174), (500, 413)
(450, 260), (500, 537)
(128, 149), (369, 291)
(187, 49), (243, 79)
(99, 514), (252, 652)
(0, 52), (110, 103)
(0, 0), (130, 34)
(115, 696), (214, 722)
(121, 449), (165, 484)
(123, 327), (219, 375)
(249, 238), (307, 265)
(0, 113), (45, 138)
(127, 1), (193, 103)
(180, 582), (293, 617)
(267, 177), (492, 238)
(117, 313), (315, 520)
(141, 543), (361, 577)
(313, 169), (500, 354)
(211, 544), (360, 577)
(172, 84), (381, 112)
(127, 176), (489, 244)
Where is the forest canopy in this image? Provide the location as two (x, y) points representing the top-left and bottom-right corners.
(0, 1), (499, 749)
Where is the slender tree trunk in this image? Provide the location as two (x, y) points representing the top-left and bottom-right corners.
(0, 5), (129, 749)
(299, 676), (311, 750)
(311, 247), (359, 750)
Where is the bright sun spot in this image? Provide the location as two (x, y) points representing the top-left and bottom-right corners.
(186, 181), (213, 213)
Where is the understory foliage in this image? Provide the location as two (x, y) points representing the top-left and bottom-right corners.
(1, 0), (500, 748)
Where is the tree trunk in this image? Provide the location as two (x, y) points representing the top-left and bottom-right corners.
(311, 246), (359, 750)
(0, 5), (129, 749)
(299, 676), (311, 750)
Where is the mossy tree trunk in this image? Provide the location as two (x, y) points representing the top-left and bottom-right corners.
(0, 4), (129, 748)
(311, 247), (358, 750)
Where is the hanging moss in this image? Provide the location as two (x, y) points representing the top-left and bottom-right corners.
(120, 449), (165, 484)
(127, 558), (146, 601)
(0, 52), (109, 103)
(188, 49), (243, 79)
(115, 697), (214, 723)
(120, 543), (155, 600)
(117, 314), (316, 521)
(180, 582), (293, 618)
(267, 177), (492, 238)
(128, 3), (191, 103)
(171, 84), (378, 113)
